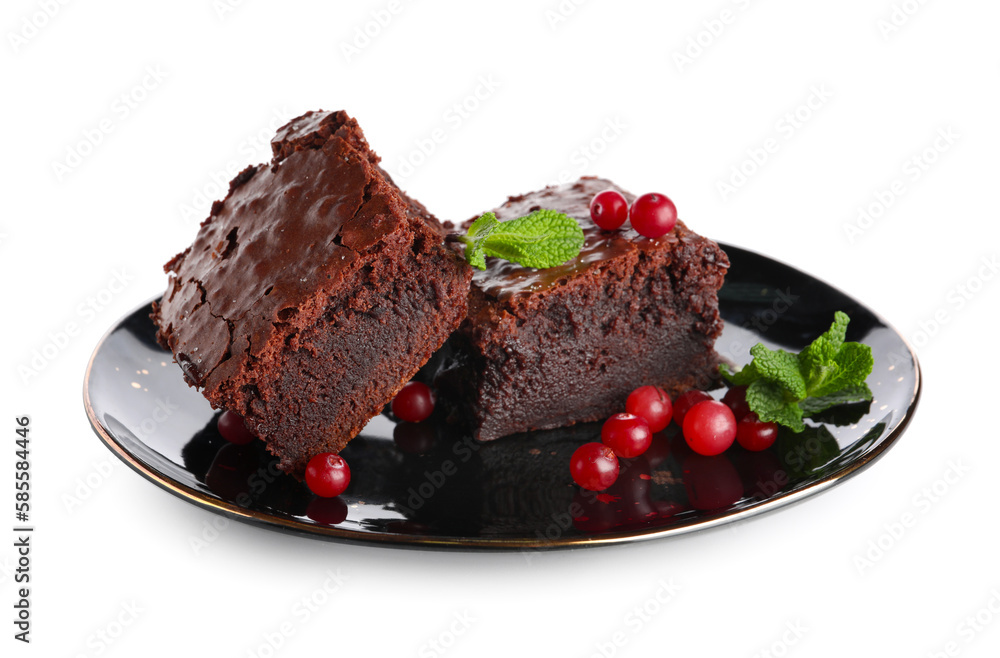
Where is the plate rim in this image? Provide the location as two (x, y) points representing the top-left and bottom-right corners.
(82, 242), (922, 550)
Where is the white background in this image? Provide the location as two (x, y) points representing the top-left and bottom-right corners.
(3, 0), (999, 655)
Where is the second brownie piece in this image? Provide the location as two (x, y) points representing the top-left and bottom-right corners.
(433, 177), (729, 441)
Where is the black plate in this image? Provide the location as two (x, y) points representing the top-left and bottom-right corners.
(83, 244), (920, 550)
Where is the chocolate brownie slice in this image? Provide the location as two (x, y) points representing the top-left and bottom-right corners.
(432, 177), (728, 441)
(153, 110), (472, 475)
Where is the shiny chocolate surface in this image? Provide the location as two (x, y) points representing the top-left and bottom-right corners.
(470, 177), (687, 301)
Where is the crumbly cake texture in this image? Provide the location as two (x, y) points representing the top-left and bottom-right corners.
(433, 177), (729, 442)
(153, 110), (472, 476)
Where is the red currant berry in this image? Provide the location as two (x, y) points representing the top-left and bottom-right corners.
(672, 390), (713, 427)
(626, 385), (673, 433)
(736, 413), (779, 451)
(629, 193), (677, 238)
(391, 381), (435, 423)
(570, 442), (620, 491)
(682, 400), (737, 456)
(217, 410), (256, 445)
(304, 453), (351, 498)
(721, 385), (752, 421)
(590, 189), (629, 231)
(601, 413), (652, 458)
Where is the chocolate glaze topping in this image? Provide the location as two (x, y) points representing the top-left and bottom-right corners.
(471, 177), (696, 302)
(155, 110), (439, 394)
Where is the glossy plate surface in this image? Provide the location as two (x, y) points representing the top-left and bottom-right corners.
(83, 245), (920, 550)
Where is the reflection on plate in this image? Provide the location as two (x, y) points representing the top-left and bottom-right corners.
(83, 244), (920, 550)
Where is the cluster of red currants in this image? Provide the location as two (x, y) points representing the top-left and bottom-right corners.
(676, 386), (779, 456)
(569, 385), (671, 491)
(569, 385), (779, 491)
(589, 190), (678, 238)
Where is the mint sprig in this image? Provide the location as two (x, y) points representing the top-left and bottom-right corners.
(460, 209), (585, 270)
(720, 311), (874, 432)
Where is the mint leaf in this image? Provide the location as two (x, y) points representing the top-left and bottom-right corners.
(818, 310), (850, 350)
(746, 379), (805, 432)
(800, 310), (849, 385)
(467, 211), (498, 241)
(808, 342), (874, 398)
(459, 209), (585, 270)
(480, 209), (584, 269)
(464, 212), (498, 270)
(720, 361), (760, 386)
(832, 342), (874, 385)
(800, 383), (873, 415)
(723, 312), (874, 433)
(749, 343), (807, 399)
